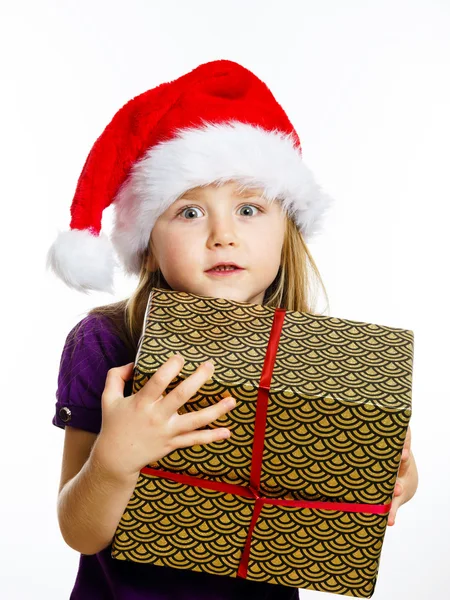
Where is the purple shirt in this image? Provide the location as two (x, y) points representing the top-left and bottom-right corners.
(53, 314), (300, 600)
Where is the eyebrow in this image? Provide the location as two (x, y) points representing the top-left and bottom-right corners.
(236, 189), (265, 199)
(178, 187), (265, 202)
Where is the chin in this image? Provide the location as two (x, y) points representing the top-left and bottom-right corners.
(182, 284), (243, 303)
(175, 277), (264, 305)
(210, 288), (263, 305)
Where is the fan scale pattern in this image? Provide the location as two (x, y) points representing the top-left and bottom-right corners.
(111, 289), (413, 598)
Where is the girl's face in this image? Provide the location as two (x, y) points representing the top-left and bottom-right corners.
(148, 181), (286, 305)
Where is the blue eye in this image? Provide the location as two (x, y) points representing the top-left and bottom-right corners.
(180, 206), (202, 219)
(239, 205), (259, 217)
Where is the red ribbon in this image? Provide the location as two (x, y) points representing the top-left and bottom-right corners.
(140, 308), (392, 579)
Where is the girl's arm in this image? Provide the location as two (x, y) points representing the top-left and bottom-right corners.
(57, 426), (139, 555)
(57, 358), (235, 556)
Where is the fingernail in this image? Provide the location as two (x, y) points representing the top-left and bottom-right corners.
(218, 429), (231, 439)
(204, 360), (214, 368)
(224, 397), (236, 408)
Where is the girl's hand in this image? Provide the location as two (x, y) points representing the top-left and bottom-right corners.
(387, 425), (418, 526)
(92, 355), (235, 483)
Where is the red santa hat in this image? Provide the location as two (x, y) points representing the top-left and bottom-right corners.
(46, 59), (333, 294)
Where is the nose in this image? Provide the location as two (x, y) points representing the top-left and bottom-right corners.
(206, 214), (239, 249)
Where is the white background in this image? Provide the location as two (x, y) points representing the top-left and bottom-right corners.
(1, 0), (449, 598)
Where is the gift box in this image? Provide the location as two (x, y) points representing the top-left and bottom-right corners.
(111, 288), (414, 598)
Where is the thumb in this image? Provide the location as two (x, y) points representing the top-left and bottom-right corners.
(102, 362), (135, 403)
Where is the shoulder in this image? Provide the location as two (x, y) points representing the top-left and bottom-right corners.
(64, 313), (123, 352)
(52, 313), (132, 433)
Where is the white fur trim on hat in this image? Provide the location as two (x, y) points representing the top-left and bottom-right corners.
(46, 228), (117, 294)
(111, 121), (333, 277)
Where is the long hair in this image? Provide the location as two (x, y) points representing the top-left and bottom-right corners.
(88, 211), (329, 361)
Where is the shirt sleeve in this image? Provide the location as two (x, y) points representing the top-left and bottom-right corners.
(52, 313), (132, 434)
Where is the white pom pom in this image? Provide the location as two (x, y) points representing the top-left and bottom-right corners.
(46, 229), (117, 294)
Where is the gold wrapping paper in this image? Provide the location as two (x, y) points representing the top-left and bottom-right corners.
(111, 288), (414, 598)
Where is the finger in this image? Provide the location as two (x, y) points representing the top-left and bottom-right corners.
(102, 362), (135, 403)
(394, 481), (403, 496)
(158, 360), (215, 418)
(174, 396), (236, 435)
(138, 353), (185, 404)
(398, 454), (410, 478)
(388, 495), (401, 526)
(173, 426), (231, 449)
(404, 425), (412, 451)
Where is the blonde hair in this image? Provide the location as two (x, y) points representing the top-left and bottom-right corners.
(88, 206), (329, 360)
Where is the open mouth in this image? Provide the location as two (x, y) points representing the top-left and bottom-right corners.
(206, 265), (244, 275)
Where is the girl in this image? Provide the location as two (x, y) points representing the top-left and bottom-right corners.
(47, 59), (418, 600)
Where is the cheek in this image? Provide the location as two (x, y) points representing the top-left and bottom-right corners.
(256, 219), (285, 255)
(156, 229), (198, 270)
